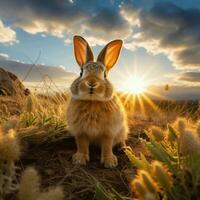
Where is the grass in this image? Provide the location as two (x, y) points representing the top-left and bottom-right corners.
(96, 118), (200, 200)
(125, 119), (200, 200)
(0, 92), (199, 200)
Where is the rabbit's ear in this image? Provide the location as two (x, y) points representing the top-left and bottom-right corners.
(97, 40), (122, 71)
(73, 35), (94, 67)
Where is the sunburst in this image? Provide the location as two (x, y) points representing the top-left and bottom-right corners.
(120, 75), (147, 95)
(117, 66), (165, 117)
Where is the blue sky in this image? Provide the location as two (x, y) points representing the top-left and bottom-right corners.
(0, 0), (200, 99)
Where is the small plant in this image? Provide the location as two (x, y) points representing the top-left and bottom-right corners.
(125, 118), (200, 200)
(93, 118), (200, 200)
(0, 128), (20, 198)
(17, 94), (69, 144)
(0, 122), (64, 200)
(18, 167), (64, 200)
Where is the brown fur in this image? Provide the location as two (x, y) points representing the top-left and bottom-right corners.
(67, 94), (128, 167)
(67, 94), (128, 141)
(67, 36), (128, 168)
(70, 73), (114, 101)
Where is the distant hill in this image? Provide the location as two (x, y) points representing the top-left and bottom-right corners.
(0, 59), (77, 89)
(146, 85), (200, 100)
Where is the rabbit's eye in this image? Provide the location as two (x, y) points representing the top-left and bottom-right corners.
(104, 71), (107, 79)
(80, 69), (83, 77)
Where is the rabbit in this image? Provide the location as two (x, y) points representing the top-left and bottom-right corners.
(67, 35), (128, 168)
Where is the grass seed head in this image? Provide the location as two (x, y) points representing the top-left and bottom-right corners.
(1, 118), (18, 133)
(139, 170), (158, 194)
(131, 179), (148, 199)
(0, 129), (20, 161)
(150, 126), (165, 142)
(175, 118), (187, 133)
(179, 129), (200, 156)
(18, 167), (41, 200)
(152, 161), (173, 190)
(25, 96), (34, 113)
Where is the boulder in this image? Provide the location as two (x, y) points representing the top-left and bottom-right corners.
(0, 68), (30, 97)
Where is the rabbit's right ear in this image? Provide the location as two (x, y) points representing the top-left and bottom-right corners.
(97, 40), (122, 71)
(73, 36), (94, 67)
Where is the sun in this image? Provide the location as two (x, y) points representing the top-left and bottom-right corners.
(121, 76), (148, 94)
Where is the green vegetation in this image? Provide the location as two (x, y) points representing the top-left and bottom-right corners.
(0, 128), (64, 200)
(0, 94), (67, 200)
(95, 118), (200, 200)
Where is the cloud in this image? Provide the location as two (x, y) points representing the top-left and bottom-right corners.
(122, 2), (200, 69)
(120, 3), (140, 26)
(84, 8), (132, 43)
(0, 0), (86, 36)
(0, 0), (132, 44)
(176, 72), (200, 85)
(0, 58), (77, 88)
(0, 20), (16, 44)
(1, 0), (200, 70)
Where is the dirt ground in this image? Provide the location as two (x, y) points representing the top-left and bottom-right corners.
(14, 120), (151, 200)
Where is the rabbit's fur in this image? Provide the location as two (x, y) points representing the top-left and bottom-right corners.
(67, 36), (128, 168)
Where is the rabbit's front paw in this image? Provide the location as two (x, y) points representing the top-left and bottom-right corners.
(72, 152), (89, 165)
(101, 154), (118, 168)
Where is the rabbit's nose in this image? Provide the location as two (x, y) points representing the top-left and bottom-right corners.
(86, 81), (99, 88)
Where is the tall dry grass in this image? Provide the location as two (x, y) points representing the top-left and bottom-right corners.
(0, 90), (200, 200)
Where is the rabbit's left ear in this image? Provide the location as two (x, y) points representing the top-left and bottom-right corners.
(97, 40), (123, 71)
(73, 35), (94, 67)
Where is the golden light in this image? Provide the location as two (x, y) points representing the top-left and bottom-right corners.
(121, 76), (148, 95)
(115, 59), (167, 118)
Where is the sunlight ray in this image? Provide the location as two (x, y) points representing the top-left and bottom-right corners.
(141, 93), (160, 113)
(137, 95), (146, 116)
(145, 89), (166, 100)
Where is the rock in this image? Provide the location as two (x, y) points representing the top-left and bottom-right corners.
(0, 68), (30, 97)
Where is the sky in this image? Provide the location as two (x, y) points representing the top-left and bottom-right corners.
(0, 0), (200, 99)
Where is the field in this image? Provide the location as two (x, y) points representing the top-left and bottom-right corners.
(0, 92), (200, 200)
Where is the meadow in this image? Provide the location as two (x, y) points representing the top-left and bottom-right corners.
(0, 92), (200, 200)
